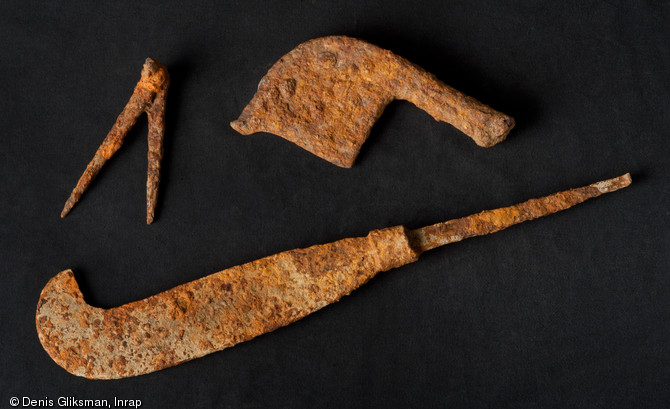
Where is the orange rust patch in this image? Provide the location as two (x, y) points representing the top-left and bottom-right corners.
(36, 227), (418, 379)
(232, 36), (514, 168)
(36, 175), (630, 379)
(60, 58), (169, 224)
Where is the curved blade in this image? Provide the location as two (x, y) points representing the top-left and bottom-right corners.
(36, 227), (418, 379)
(37, 174), (630, 379)
(231, 36), (514, 168)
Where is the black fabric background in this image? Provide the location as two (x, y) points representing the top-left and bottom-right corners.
(1, 1), (669, 408)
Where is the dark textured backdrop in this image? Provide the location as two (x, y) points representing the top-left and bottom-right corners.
(1, 1), (669, 408)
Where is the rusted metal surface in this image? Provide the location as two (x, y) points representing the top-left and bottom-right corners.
(37, 174), (630, 379)
(408, 173), (632, 252)
(61, 58), (169, 224)
(36, 227), (418, 379)
(231, 36), (515, 168)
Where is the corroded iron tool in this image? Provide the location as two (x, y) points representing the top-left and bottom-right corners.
(37, 174), (631, 379)
(61, 58), (170, 224)
(231, 36), (515, 168)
